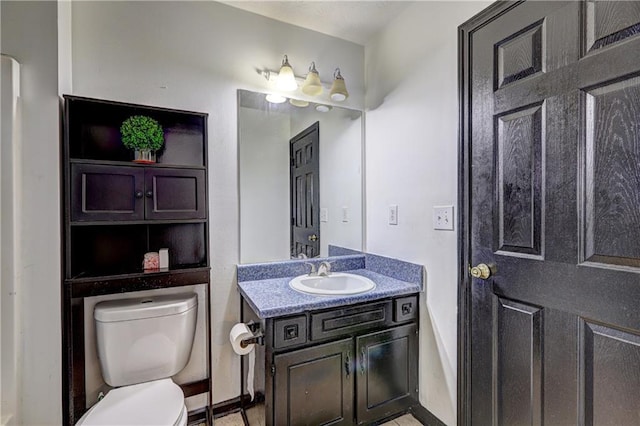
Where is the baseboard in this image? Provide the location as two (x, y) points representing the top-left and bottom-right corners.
(410, 404), (446, 426)
(187, 407), (209, 426)
(211, 396), (247, 418)
(211, 393), (265, 418)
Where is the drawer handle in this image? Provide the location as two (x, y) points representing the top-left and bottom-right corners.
(345, 351), (351, 377)
(360, 348), (366, 375)
(402, 303), (413, 315)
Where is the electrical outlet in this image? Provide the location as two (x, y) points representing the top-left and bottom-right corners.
(433, 205), (454, 230)
(320, 208), (328, 222)
(389, 205), (398, 225)
(342, 206), (349, 222)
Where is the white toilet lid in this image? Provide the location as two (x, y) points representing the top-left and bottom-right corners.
(77, 379), (185, 425)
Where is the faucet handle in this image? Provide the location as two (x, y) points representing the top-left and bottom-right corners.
(305, 262), (317, 275)
(318, 261), (333, 276)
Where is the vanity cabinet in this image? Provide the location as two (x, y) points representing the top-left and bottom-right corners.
(62, 95), (211, 425)
(241, 294), (419, 426)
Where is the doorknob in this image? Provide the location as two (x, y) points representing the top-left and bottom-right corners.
(308, 234), (318, 242)
(470, 263), (491, 279)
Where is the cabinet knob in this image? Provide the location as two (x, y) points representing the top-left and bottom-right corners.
(134, 190), (144, 199)
(145, 190), (154, 199)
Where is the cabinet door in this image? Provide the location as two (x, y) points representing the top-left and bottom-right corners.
(71, 164), (144, 221)
(274, 338), (354, 426)
(144, 168), (206, 220)
(356, 323), (418, 424)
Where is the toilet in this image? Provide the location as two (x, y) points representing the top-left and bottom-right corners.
(76, 293), (198, 426)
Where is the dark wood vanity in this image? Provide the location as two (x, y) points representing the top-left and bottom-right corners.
(240, 294), (419, 425)
(61, 96), (211, 425)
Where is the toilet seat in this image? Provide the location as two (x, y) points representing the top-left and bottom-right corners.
(76, 378), (187, 426)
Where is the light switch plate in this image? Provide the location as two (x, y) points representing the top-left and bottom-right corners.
(389, 205), (398, 225)
(433, 205), (454, 230)
(320, 208), (328, 222)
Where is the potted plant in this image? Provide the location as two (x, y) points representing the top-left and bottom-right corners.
(120, 115), (164, 163)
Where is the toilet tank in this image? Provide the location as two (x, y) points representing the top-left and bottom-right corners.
(94, 293), (197, 387)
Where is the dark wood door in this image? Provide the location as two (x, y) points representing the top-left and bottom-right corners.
(274, 338), (353, 426)
(71, 163), (144, 221)
(460, 2), (640, 425)
(144, 168), (206, 220)
(290, 122), (320, 258)
(355, 324), (418, 424)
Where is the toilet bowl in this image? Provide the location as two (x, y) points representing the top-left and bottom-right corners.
(76, 379), (187, 426)
(77, 293), (198, 426)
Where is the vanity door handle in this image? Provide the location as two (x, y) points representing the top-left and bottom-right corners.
(134, 190), (144, 199)
(345, 351), (351, 377)
(145, 190), (154, 199)
(360, 348), (366, 375)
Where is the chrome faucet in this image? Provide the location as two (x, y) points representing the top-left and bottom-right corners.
(317, 261), (333, 277)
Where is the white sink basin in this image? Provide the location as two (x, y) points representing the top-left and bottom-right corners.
(289, 272), (376, 295)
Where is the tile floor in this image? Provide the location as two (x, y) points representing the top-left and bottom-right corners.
(212, 411), (424, 425)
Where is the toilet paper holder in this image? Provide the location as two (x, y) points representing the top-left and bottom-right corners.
(240, 321), (264, 348)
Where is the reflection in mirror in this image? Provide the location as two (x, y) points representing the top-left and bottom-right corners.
(239, 89), (363, 263)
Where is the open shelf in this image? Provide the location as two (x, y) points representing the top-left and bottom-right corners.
(65, 95), (207, 167)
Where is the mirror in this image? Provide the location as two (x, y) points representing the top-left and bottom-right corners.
(238, 89), (363, 263)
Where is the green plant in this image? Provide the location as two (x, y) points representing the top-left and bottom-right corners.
(120, 115), (164, 151)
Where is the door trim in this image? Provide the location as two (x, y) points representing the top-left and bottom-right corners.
(457, 2), (525, 425)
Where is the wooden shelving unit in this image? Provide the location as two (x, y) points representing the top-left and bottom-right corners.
(61, 95), (211, 425)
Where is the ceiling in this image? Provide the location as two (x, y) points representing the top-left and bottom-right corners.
(221, 1), (414, 45)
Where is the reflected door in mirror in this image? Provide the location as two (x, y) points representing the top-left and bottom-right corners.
(290, 122), (320, 258)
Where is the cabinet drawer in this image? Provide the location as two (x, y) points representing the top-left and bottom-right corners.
(311, 301), (391, 341)
(393, 295), (418, 323)
(274, 315), (307, 349)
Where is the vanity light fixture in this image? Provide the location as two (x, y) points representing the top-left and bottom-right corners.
(289, 98), (309, 108)
(265, 93), (287, 104)
(330, 68), (349, 102)
(315, 104), (332, 113)
(302, 62), (323, 96)
(275, 55), (297, 92)
(260, 58), (349, 103)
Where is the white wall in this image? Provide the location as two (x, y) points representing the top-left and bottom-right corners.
(0, 1), (61, 424)
(365, 2), (489, 425)
(0, 54), (21, 426)
(71, 0), (364, 405)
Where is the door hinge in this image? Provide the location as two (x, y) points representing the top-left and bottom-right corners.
(271, 365), (275, 376)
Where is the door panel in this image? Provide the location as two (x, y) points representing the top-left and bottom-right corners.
(494, 298), (542, 426)
(585, 1), (640, 52)
(580, 321), (640, 425)
(355, 324), (417, 424)
(71, 163), (144, 221)
(145, 168), (205, 220)
(462, 1), (640, 425)
(274, 338), (353, 426)
(494, 103), (544, 257)
(583, 75), (640, 267)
